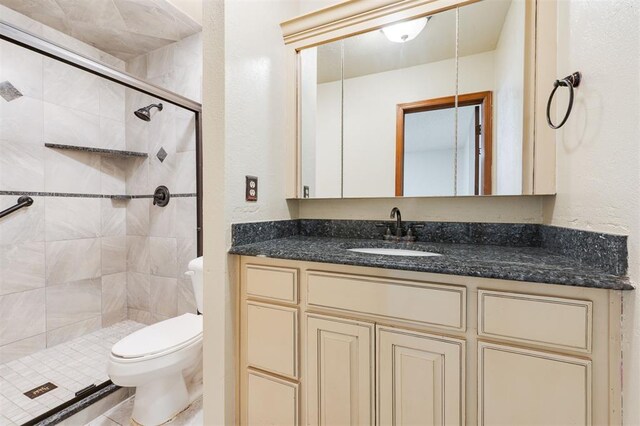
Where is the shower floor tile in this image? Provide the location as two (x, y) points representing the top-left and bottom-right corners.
(0, 321), (144, 426)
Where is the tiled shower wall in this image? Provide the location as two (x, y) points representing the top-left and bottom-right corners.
(0, 6), (129, 363)
(123, 34), (202, 324)
(0, 6), (200, 360)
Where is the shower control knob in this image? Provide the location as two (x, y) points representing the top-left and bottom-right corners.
(153, 185), (170, 207)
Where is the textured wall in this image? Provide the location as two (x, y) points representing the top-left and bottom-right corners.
(539, 0), (640, 422)
(201, 1), (301, 424)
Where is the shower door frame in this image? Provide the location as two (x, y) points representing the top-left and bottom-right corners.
(0, 20), (204, 426)
(0, 20), (204, 256)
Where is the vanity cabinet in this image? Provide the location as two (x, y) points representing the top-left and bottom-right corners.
(238, 256), (622, 426)
(240, 264), (301, 426)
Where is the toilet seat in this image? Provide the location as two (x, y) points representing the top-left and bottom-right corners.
(111, 313), (202, 361)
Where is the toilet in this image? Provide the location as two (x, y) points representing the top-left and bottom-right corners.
(108, 257), (204, 426)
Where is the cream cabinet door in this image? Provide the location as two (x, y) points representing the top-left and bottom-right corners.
(377, 326), (465, 426)
(478, 342), (592, 426)
(246, 369), (299, 426)
(306, 314), (374, 426)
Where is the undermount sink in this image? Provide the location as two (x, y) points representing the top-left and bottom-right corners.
(348, 248), (441, 257)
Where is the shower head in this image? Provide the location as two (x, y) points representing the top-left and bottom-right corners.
(134, 103), (163, 121)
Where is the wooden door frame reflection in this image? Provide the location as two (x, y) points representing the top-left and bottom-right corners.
(395, 91), (493, 196)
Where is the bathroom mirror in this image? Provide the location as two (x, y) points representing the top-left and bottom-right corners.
(300, 39), (344, 198)
(297, 0), (529, 198)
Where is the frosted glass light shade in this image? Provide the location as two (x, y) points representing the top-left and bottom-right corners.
(381, 17), (429, 43)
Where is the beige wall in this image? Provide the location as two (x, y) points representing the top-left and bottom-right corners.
(540, 0), (639, 423)
(202, 1), (300, 424)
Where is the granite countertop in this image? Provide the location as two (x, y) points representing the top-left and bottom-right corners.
(229, 236), (634, 290)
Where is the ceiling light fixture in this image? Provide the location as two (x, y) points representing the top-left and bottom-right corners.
(381, 17), (430, 43)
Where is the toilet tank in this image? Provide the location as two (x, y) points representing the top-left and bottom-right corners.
(186, 257), (204, 314)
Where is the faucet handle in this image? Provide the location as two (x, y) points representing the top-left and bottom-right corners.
(375, 223), (393, 240)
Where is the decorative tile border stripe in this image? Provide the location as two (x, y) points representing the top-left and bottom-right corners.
(0, 191), (197, 199)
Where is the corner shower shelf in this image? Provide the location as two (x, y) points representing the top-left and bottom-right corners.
(45, 143), (148, 158)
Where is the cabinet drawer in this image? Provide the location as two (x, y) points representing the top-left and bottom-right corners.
(307, 271), (466, 331)
(478, 290), (592, 352)
(246, 369), (299, 426)
(246, 264), (298, 304)
(247, 302), (298, 378)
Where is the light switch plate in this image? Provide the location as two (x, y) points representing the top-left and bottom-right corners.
(246, 176), (258, 201)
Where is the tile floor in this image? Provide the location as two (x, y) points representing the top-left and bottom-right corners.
(85, 396), (203, 426)
(0, 321), (144, 426)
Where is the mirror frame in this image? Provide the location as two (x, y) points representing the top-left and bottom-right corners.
(280, 0), (557, 199)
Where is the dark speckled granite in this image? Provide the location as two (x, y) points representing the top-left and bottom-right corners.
(540, 226), (628, 276)
(229, 236), (633, 290)
(232, 220), (299, 246)
(299, 219), (542, 247)
(230, 219), (631, 290)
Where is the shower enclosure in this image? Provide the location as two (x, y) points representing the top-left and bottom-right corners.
(0, 16), (202, 426)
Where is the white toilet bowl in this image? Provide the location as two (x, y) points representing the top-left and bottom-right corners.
(108, 313), (203, 425)
(109, 257), (204, 425)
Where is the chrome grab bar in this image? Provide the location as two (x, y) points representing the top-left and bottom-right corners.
(0, 196), (34, 219)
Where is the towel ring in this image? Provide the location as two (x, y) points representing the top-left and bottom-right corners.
(546, 72), (581, 129)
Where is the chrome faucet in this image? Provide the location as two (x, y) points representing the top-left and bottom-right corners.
(390, 207), (402, 238)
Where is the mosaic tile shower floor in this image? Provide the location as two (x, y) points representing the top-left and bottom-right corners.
(0, 321), (144, 426)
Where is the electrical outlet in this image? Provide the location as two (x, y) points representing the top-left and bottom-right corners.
(303, 186), (310, 198)
(246, 176), (258, 201)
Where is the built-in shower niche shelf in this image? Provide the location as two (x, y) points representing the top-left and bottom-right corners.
(45, 143), (148, 158)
